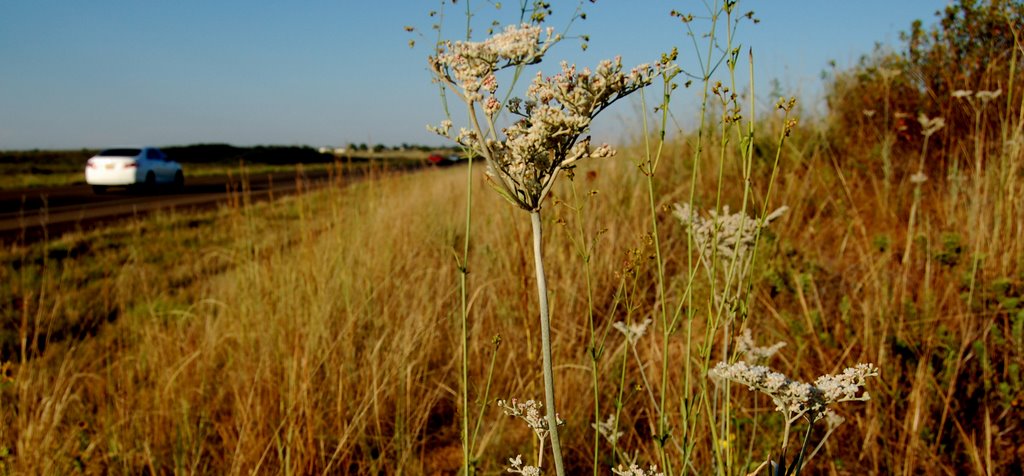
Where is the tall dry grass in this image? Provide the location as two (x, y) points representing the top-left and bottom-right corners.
(0, 107), (1021, 473)
(3, 6), (1024, 476)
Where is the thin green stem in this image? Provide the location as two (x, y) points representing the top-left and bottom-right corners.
(612, 260), (642, 469)
(459, 148), (474, 476)
(613, 333), (629, 468)
(630, 343), (661, 413)
(680, 4), (720, 470)
(637, 81), (676, 476)
(570, 179), (601, 476)
(470, 335), (501, 455)
(531, 210), (565, 476)
(791, 419), (815, 476)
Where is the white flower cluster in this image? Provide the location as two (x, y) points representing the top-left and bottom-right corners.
(708, 360), (878, 422)
(486, 57), (665, 210)
(507, 454), (543, 476)
(813, 363), (880, 405)
(612, 318), (652, 346)
(498, 398), (563, 440)
(429, 22), (674, 211)
(977, 89), (1002, 103)
(736, 328), (786, 362)
(953, 88), (1002, 104)
(917, 113), (945, 138)
(430, 24), (558, 102)
(952, 89), (973, 99)
(591, 414), (623, 445)
(611, 463), (664, 476)
(673, 202), (787, 276)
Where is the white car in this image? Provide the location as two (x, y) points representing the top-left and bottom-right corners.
(85, 146), (184, 194)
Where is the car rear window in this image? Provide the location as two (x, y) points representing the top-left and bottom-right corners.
(98, 148), (141, 157)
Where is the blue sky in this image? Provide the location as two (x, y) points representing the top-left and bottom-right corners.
(0, 1), (946, 150)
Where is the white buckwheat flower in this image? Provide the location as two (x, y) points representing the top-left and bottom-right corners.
(708, 360), (879, 422)
(426, 119), (453, 137)
(612, 463), (665, 476)
(498, 398), (563, 441)
(484, 96), (503, 117)
(429, 24), (559, 100)
(813, 363), (879, 404)
(613, 318), (652, 346)
(507, 454), (542, 476)
(591, 414), (624, 445)
(976, 89), (1002, 103)
(709, 361), (815, 416)
(918, 113), (945, 138)
(483, 57), (667, 210)
(429, 22), (675, 212)
(673, 202), (787, 280)
(736, 328), (786, 362)
(951, 89), (973, 99)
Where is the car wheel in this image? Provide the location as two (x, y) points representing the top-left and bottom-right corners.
(139, 170), (156, 192)
(173, 170), (185, 190)
(92, 185), (107, 194)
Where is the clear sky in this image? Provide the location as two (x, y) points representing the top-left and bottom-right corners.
(0, 1), (946, 150)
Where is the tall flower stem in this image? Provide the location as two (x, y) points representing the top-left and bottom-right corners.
(459, 153), (473, 476)
(530, 210), (565, 476)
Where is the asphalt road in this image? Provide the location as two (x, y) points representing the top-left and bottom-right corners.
(0, 166), (391, 245)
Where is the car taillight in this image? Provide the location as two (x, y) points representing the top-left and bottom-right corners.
(86, 160), (95, 168)
(124, 161), (138, 169)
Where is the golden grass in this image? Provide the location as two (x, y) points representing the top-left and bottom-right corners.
(0, 120), (1022, 474)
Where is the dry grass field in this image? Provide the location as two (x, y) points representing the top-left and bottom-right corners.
(3, 1), (1024, 475)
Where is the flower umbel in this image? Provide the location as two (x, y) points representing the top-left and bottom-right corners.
(613, 318), (652, 346)
(591, 414), (624, 446)
(485, 58), (669, 210)
(507, 454), (542, 476)
(429, 24), (558, 101)
(952, 89), (973, 99)
(708, 360), (878, 422)
(498, 398), (564, 441)
(736, 328), (786, 362)
(673, 202), (787, 281)
(612, 463), (665, 476)
(430, 24), (673, 211)
(976, 89), (1002, 103)
(918, 113), (945, 137)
